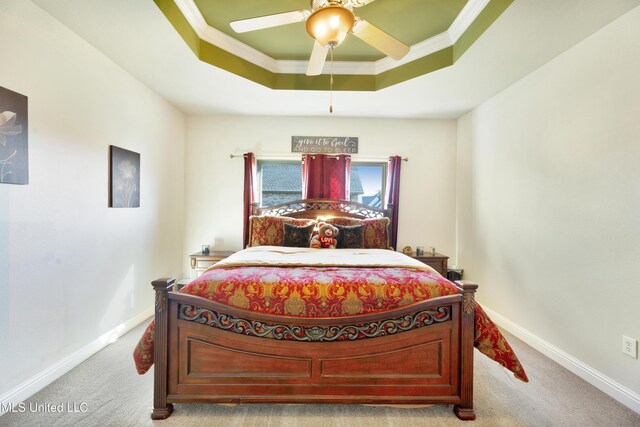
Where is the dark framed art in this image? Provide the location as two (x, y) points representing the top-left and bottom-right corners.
(109, 145), (140, 208)
(0, 86), (28, 185)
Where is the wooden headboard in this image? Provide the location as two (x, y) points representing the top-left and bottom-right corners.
(251, 198), (395, 247)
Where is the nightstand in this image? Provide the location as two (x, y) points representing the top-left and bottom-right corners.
(407, 252), (449, 276)
(190, 251), (235, 278)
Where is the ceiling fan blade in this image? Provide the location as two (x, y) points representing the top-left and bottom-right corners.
(351, 19), (410, 60)
(230, 10), (310, 33)
(306, 41), (329, 76)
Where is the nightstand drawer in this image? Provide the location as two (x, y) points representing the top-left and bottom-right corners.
(406, 252), (449, 276)
(196, 260), (218, 269)
(190, 251), (235, 278)
(421, 258), (445, 272)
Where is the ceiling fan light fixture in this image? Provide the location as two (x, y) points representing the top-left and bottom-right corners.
(306, 6), (355, 47)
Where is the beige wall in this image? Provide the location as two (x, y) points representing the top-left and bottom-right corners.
(0, 2), (185, 398)
(456, 5), (640, 399)
(184, 115), (458, 277)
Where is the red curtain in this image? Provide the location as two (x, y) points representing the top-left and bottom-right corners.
(302, 154), (351, 200)
(385, 156), (402, 250)
(242, 152), (257, 248)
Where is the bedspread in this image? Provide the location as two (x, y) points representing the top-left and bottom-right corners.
(134, 247), (528, 382)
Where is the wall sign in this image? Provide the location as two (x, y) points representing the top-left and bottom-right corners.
(291, 136), (358, 154)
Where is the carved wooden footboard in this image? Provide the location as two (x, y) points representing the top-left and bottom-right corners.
(150, 278), (478, 421)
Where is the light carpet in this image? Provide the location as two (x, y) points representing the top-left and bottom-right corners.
(1, 319), (638, 427)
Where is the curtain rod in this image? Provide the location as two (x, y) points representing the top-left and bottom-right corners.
(229, 154), (408, 162)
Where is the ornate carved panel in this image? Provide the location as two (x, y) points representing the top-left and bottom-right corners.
(258, 200), (386, 219)
(179, 304), (451, 342)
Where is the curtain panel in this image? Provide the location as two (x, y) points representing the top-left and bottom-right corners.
(302, 154), (351, 200)
(385, 156), (402, 250)
(242, 152), (257, 248)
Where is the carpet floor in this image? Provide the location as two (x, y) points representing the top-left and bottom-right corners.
(1, 319), (638, 427)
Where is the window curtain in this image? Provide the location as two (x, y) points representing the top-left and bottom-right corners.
(242, 152), (257, 248)
(301, 154), (351, 200)
(385, 156), (402, 250)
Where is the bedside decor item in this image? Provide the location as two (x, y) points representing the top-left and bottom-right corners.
(430, 246), (437, 255)
(310, 222), (339, 249)
(402, 246), (413, 255)
(109, 146), (140, 208)
(0, 86), (28, 185)
(447, 268), (464, 282)
(201, 245), (210, 255)
(416, 246), (425, 256)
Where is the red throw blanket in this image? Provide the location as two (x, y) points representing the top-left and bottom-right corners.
(134, 263), (528, 382)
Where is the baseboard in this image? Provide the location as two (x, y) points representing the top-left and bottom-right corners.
(0, 307), (153, 416)
(482, 305), (640, 415)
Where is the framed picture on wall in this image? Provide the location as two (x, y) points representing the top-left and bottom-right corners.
(0, 86), (28, 185)
(109, 145), (140, 208)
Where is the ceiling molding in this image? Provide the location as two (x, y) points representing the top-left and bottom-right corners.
(449, 0), (491, 42)
(174, 0), (279, 72)
(375, 32), (452, 74)
(173, 0), (491, 76)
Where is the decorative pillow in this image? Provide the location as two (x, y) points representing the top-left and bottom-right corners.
(248, 215), (315, 247)
(325, 217), (390, 249)
(334, 224), (364, 249)
(283, 223), (315, 247)
(361, 217), (391, 249)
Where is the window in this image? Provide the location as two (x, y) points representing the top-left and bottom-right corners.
(258, 160), (302, 206)
(350, 162), (386, 208)
(258, 160), (387, 207)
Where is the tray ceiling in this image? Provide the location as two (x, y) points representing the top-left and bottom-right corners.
(155, 0), (514, 90)
(196, 0), (468, 61)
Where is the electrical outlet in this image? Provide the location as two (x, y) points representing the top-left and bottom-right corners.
(622, 336), (637, 359)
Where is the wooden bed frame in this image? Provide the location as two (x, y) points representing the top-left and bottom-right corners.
(150, 199), (478, 421)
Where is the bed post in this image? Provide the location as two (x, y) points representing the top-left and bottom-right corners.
(454, 281), (478, 421)
(151, 278), (175, 420)
(386, 202), (395, 249)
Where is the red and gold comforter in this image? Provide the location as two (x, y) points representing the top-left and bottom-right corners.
(134, 247), (528, 382)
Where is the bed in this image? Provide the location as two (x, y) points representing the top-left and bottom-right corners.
(134, 199), (527, 421)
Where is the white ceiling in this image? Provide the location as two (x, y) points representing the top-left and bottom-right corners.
(32, 0), (640, 118)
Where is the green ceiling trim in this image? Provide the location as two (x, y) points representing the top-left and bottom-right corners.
(376, 47), (453, 90)
(274, 74), (376, 91)
(153, 0), (512, 92)
(153, 0), (200, 56)
(199, 40), (276, 88)
(453, 0), (514, 61)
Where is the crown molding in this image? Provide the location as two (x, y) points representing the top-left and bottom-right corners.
(174, 0), (279, 72)
(276, 60), (376, 75)
(375, 32), (452, 74)
(449, 0), (491, 42)
(173, 0), (490, 76)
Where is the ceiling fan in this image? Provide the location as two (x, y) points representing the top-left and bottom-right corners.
(230, 0), (411, 76)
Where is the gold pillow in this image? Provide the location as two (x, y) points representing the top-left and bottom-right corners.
(248, 215), (315, 247)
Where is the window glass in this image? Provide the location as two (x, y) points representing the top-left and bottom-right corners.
(258, 161), (302, 206)
(258, 160), (387, 207)
(350, 163), (386, 207)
